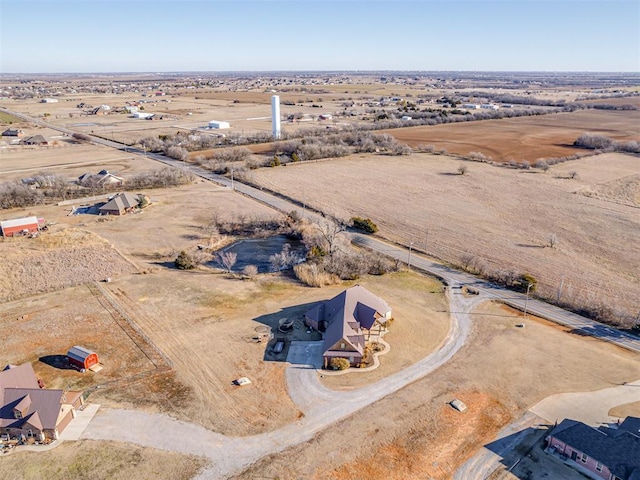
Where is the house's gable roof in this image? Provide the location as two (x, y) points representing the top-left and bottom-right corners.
(620, 417), (640, 437)
(1, 388), (65, 430)
(99, 192), (139, 213)
(312, 285), (391, 358)
(19, 135), (47, 144)
(0, 363), (39, 391)
(551, 419), (640, 479)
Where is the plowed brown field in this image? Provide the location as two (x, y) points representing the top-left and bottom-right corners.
(381, 109), (640, 162)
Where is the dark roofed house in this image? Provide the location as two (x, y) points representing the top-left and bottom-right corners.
(1, 128), (24, 137)
(546, 417), (640, 480)
(98, 192), (140, 216)
(0, 363), (84, 441)
(305, 285), (392, 369)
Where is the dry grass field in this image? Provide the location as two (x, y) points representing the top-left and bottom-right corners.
(0, 440), (208, 479)
(249, 151), (640, 323)
(236, 302), (640, 480)
(381, 109), (640, 162)
(90, 269), (448, 436)
(0, 228), (137, 301)
(0, 284), (157, 391)
(0, 142), (159, 182)
(78, 181), (281, 269)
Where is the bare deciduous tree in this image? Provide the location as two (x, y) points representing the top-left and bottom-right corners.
(215, 251), (237, 273)
(458, 164), (468, 175)
(548, 233), (558, 248)
(309, 219), (346, 257)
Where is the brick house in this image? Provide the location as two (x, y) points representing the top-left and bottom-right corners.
(546, 417), (640, 480)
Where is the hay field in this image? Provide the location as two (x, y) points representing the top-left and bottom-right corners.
(237, 302), (640, 480)
(381, 109), (640, 162)
(0, 228), (137, 301)
(249, 151), (640, 322)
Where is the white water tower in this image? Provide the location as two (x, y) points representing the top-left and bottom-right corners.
(271, 95), (281, 139)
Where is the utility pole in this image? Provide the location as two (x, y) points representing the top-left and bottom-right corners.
(408, 241), (414, 269)
(523, 283), (533, 319)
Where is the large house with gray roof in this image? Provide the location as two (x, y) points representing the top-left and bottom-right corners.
(305, 285), (392, 368)
(546, 417), (640, 480)
(0, 363), (84, 442)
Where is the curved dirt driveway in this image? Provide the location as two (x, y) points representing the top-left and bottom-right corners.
(82, 286), (483, 478)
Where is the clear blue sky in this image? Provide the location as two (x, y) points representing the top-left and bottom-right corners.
(1, 0), (638, 73)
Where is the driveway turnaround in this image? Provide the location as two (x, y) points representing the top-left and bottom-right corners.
(530, 379), (640, 427)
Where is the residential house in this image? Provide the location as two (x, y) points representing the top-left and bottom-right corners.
(77, 169), (125, 187)
(546, 417), (640, 480)
(19, 135), (48, 146)
(0, 364), (84, 442)
(305, 285), (392, 368)
(1, 128), (24, 137)
(98, 192), (141, 216)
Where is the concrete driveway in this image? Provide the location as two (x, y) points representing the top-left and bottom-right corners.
(286, 340), (324, 369)
(530, 379), (640, 426)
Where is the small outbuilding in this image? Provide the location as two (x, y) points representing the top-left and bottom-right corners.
(209, 120), (230, 129)
(66, 346), (99, 371)
(0, 216), (44, 237)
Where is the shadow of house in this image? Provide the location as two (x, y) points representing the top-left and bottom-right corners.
(483, 424), (552, 475)
(252, 302), (322, 364)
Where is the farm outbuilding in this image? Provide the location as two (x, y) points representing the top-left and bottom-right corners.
(0, 216), (44, 237)
(209, 120), (230, 129)
(66, 346), (99, 371)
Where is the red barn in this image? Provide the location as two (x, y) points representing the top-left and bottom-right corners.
(66, 346), (99, 371)
(0, 216), (43, 237)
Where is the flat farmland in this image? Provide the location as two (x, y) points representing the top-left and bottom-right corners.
(381, 109), (640, 162)
(0, 142), (159, 182)
(249, 151), (640, 322)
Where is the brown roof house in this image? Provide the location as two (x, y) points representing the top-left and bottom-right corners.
(305, 285), (392, 369)
(19, 135), (48, 146)
(98, 192), (141, 216)
(0, 364), (84, 442)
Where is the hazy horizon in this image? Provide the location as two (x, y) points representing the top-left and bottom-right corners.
(1, 0), (638, 74)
